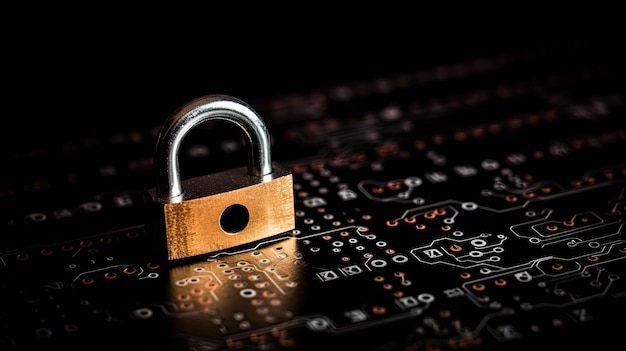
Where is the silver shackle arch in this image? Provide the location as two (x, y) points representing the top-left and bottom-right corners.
(154, 94), (273, 203)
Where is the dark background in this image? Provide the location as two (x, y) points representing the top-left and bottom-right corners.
(2, 13), (619, 152)
(1, 12), (625, 351)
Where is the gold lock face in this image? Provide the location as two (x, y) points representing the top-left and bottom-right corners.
(160, 165), (295, 261)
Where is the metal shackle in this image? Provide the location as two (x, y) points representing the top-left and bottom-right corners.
(154, 94), (273, 203)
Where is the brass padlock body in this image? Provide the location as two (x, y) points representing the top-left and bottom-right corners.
(147, 162), (294, 261)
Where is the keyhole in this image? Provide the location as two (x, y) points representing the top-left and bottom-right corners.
(220, 204), (249, 233)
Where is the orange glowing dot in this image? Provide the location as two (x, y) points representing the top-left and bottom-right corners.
(472, 127), (485, 138)
(362, 216), (372, 221)
(40, 249), (53, 256)
(450, 245), (462, 252)
(471, 283), (486, 291)
(522, 192), (536, 199)
(297, 191), (309, 198)
(311, 162), (325, 170)
(322, 235), (332, 240)
(122, 267), (137, 274)
(376, 144), (399, 156)
(508, 119), (523, 129)
(383, 284), (393, 290)
(487, 123), (502, 134)
(386, 220), (399, 227)
(179, 302), (194, 310)
(197, 296), (214, 305)
(439, 309), (452, 318)
(441, 225), (452, 231)
(317, 207), (326, 213)
(372, 306), (387, 315)
(494, 279), (507, 286)
(82, 277), (95, 285)
(460, 272), (471, 279)
(177, 294), (191, 301)
(126, 230), (141, 239)
(263, 290), (277, 298)
(388, 182), (401, 190)
(374, 276), (385, 282)
(340, 231), (350, 237)
(505, 195), (518, 202)
(454, 131), (467, 142)
(226, 339), (244, 350)
(435, 208), (447, 215)
(404, 217), (416, 223)
(586, 177), (596, 184)
(587, 255), (599, 262)
(79, 240), (92, 247)
(546, 225), (558, 231)
(562, 220), (575, 226)
(581, 217), (589, 223)
(372, 187), (384, 194)
(99, 237), (112, 244)
(385, 249), (396, 255)
(424, 212), (436, 219)
(341, 256), (350, 262)
(271, 328), (283, 337)
(540, 187), (552, 193)
(415, 224), (426, 230)
(104, 272), (117, 279)
(551, 263), (563, 271)
(353, 153), (366, 162)
(190, 288), (204, 296)
(393, 291), (404, 298)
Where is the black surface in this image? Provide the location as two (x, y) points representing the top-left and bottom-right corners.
(2, 17), (626, 351)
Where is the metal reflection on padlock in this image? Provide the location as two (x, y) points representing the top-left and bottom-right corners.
(146, 94), (295, 261)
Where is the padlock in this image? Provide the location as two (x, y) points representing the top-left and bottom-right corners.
(146, 94), (295, 261)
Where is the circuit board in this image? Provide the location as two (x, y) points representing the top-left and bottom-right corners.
(1, 37), (625, 350)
